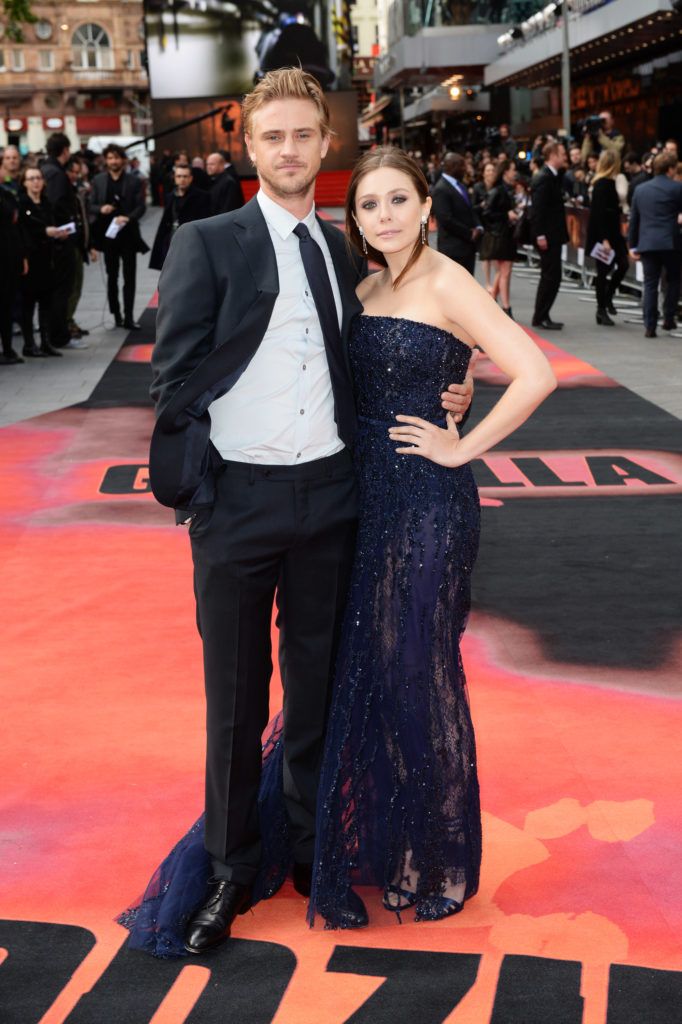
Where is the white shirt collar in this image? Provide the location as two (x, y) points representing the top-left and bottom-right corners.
(546, 163), (559, 176)
(256, 188), (317, 241)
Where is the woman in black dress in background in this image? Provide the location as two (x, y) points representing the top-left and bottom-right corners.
(473, 160), (497, 293)
(586, 150), (628, 327)
(19, 167), (69, 356)
(480, 159), (519, 319)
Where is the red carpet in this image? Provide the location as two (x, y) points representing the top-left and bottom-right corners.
(1, 305), (680, 1022)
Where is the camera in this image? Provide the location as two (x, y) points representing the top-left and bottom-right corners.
(580, 114), (605, 138)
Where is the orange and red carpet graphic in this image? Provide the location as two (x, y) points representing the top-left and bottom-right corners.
(1, 308), (681, 1023)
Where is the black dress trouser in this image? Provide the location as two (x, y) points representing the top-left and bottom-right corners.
(50, 243), (77, 348)
(533, 243), (563, 322)
(104, 239), (137, 321)
(190, 448), (358, 885)
(594, 239), (629, 309)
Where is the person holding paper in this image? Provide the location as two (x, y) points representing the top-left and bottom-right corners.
(91, 144), (148, 330)
(41, 132), (78, 349)
(18, 166), (72, 357)
(587, 150), (628, 328)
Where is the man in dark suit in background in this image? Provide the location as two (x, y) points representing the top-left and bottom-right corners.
(206, 151), (245, 215)
(41, 132), (79, 348)
(628, 150), (682, 337)
(430, 152), (482, 275)
(531, 141), (569, 330)
(149, 163), (211, 271)
(90, 144), (147, 330)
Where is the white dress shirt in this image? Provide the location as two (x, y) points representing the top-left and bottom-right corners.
(209, 189), (345, 464)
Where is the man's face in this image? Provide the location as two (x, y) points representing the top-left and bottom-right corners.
(105, 151), (124, 174)
(551, 145), (568, 171)
(2, 147), (20, 176)
(173, 166), (192, 192)
(66, 162), (81, 184)
(206, 154), (224, 176)
(500, 125), (509, 140)
(569, 147), (581, 167)
(665, 141), (678, 158)
(245, 98), (329, 200)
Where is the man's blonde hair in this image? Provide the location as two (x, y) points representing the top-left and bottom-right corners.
(242, 67), (333, 139)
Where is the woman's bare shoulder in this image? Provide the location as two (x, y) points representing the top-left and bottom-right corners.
(356, 271), (384, 304)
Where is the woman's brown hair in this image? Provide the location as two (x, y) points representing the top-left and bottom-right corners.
(346, 146), (430, 290)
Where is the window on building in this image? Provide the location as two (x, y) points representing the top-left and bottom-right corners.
(38, 50), (55, 72)
(11, 49), (25, 72)
(72, 24), (113, 70)
(126, 49), (136, 69)
(0, 50), (5, 72)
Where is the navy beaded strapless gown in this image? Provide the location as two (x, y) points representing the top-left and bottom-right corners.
(309, 315), (482, 925)
(119, 315), (481, 954)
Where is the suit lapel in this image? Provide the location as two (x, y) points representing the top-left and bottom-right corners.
(232, 197), (279, 297)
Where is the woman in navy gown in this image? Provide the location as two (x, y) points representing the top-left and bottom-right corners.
(120, 148), (555, 953)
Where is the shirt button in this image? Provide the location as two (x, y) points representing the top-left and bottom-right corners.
(300, 409), (305, 415)
(305, 290), (309, 296)
(305, 328), (309, 335)
(302, 364), (307, 370)
(296, 452), (301, 458)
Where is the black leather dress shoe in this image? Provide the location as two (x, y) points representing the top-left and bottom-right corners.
(644, 328), (657, 338)
(662, 320), (677, 331)
(114, 315), (124, 328)
(293, 862), (312, 898)
(123, 319), (141, 330)
(532, 318), (563, 330)
(184, 878), (251, 954)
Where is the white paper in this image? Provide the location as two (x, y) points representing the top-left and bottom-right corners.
(577, 247), (585, 267)
(635, 260), (644, 283)
(590, 242), (616, 266)
(56, 221), (76, 235)
(561, 244), (567, 261)
(105, 220), (123, 240)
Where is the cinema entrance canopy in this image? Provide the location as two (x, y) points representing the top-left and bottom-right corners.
(486, 0), (680, 90)
(484, 0), (682, 146)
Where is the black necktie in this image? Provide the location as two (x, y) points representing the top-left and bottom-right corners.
(293, 221), (356, 447)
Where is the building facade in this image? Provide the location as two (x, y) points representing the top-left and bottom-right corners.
(0, 0), (149, 152)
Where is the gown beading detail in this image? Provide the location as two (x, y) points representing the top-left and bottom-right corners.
(118, 315), (482, 954)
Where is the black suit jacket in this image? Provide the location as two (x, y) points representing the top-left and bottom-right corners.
(627, 174), (682, 253)
(90, 170), (146, 251)
(431, 176), (480, 263)
(530, 166), (569, 247)
(209, 167), (245, 215)
(149, 185), (212, 270)
(149, 197), (365, 512)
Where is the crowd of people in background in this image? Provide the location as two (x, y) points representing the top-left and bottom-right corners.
(2, 113), (681, 368)
(0, 135), (245, 367)
(415, 113), (682, 337)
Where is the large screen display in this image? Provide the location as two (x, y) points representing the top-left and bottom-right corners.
(143, 1), (334, 100)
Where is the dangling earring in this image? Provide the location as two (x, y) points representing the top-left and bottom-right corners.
(420, 217), (427, 245)
(359, 226), (368, 256)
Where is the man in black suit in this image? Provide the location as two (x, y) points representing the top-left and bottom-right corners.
(430, 152), (482, 275)
(628, 151), (682, 337)
(206, 151), (245, 215)
(149, 68), (472, 954)
(530, 141), (569, 330)
(90, 144), (147, 329)
(41, 131), (80, 348)
(149, 164), (211, 271)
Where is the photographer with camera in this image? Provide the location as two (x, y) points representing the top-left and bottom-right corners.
(580, 110), (625, 162)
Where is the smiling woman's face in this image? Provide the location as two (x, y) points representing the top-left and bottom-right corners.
(353, 166), (430, 257)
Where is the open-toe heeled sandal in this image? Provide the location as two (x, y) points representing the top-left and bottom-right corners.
(382, 884), (418, 923)
(414, 894), (464, 922)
